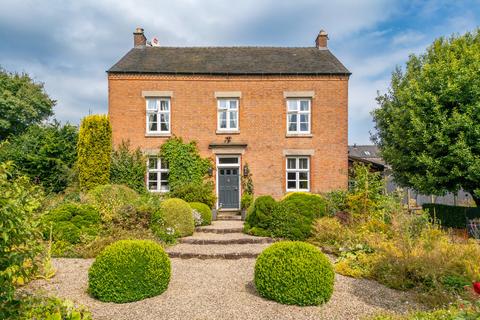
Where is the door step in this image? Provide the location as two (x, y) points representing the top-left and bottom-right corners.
(216, 210), (241, 221)
(196, 220), (244, 234)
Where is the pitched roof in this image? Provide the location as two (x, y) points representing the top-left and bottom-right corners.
(107, 47), (350, 75)
(348, 145), (384, 165)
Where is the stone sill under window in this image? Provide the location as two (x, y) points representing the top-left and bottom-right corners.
(145, 133), (172, 138)
(216, 130), (240, 135)
(286, 133), (313, 138)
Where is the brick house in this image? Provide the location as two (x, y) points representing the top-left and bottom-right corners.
(107, 28), (350, 210)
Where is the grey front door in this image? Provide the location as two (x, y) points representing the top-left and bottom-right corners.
(218, 167), (239, 209)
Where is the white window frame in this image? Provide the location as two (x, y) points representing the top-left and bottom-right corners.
(286, 99), (311, 134)
(217, 98), (239, 131)
(286, 156), (310, 192)
(147, 157), (169, 192)
(146, 97), (171, 134)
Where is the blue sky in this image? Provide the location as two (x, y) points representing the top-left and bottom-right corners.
(1, 0), (479, 144)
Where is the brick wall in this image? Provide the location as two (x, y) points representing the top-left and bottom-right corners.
(108, 73), (349, 199)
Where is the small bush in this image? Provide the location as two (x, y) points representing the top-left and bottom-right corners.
(151, 198), (194, 238)
(169, 181), (216, 208)
(86, 184), (139, 222)
(254, 241), (334, 306)
(244, 195), (276, 232)
(324, 190), (348, 216)
(17, 294), (92, 320)
(189, 202), (212, 226)
(88, 240), (171, 303)
(110, 141), (147, 194)
(281, 192), (327, 219)
(241, 193), (254, 210)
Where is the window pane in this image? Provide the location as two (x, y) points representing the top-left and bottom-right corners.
(219, 111), (227, 128)
(299, 172), (308, 180)
(147, 99), (158, 111)
(218, 99), (227, 109)
(287, 172), (296, 180)
(160, 158), (168, 169)
(232, 169), (237, 175)
(229, 111), (237, 129)
(149, 172), (158, 181)
(160, 181), (169, 191)
(300, 114), (309, 122)
(149, 181), (158, 190)
(160, 100), (169, 111)
(149, 158), (157, 169)
(299, 158), (308, 169)
(160, 122), (169, 131)
(300, 100), (309, 111)
(300, 122), (308, 132)
(287, 158), (296, 169)
(149, 121), (158, 132)
(219, 157), (238, 164)
(160, 172), (169, 180)
(287, 100), (298, 111)
(299, 180), (308, 189)
(287, 180), (296, 189)
(229, 100), (238, 109)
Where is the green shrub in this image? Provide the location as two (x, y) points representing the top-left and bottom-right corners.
(169, 181), (216, 208)
(309, 217), (353, 253)
(110, 140), (146, 194)
(189, 202), (212, 226)
(151, 198), (194, 238)
(86, 184), (139, 222)
(241, 193), (254, 210)
(324, 190), (348, 216)
(17, 294), (92, 320)
(422, 203), (480, 229)
(281, 192), (327, 219)
(254, 241), (334, 306)
(244, 195), (276, 232)
(269, 202), (314, 240)
(88, 240), (171, 303)
(77, 115), (112, 191)
(42, 202), (101, 244)
(0, 162), (43, 315)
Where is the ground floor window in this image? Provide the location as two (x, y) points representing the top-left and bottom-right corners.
(286, 156), (310, 191)
(147, 157), (169, 192)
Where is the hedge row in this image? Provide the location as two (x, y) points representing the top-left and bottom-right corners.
(422, 203), (480, 228)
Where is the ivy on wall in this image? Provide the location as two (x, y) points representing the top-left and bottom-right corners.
(77, 115), (112, 191)
(241, 163), (254, 195)
(159, 137), (212, 190)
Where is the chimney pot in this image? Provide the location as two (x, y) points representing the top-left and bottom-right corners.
(133, 27), (147, 47)
(315, 29), (329, 49)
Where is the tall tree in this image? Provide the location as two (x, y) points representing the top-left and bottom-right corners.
(0, 68), (55, 140)
(372, 29), (480, 205)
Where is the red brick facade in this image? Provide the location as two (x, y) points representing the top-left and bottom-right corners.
(108, 73), (349, 200)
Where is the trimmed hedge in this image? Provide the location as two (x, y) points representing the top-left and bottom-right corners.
(189, 202), (212, 226)
(254, 241), (334, 306)
(281, 192), (327, 219)
(422, 203), (480, 228)
(77, 115), (112, 191)
(88, 240), (171, 303)
(151, 198), (194, 237)
(244, 195), (276, 231)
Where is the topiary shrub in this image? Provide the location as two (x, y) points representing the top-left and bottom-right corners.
(85, 184), (139, 222)
(42, 202), (101, 244)
(169, 181), (216, 208)
(269, 202), (314, 241)
(151, 198), (194, 238)
(77, 114), (112, 191)
(281, 192), (327, 219)
(189, 202), (212, 226)
(88, 240), (170, 303)
(244, 195), (276, 234)
(254, 241), (334, 306)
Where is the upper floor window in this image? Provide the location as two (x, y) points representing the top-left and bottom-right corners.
(217, 99), (238, 131)
(147, 157), (169, 192)
(287, 99), (310, 134)
(286, 156), (310, 191)
(146, 98), (170, 134)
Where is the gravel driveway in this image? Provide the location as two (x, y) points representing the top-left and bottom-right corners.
(26, 258), (420, 320)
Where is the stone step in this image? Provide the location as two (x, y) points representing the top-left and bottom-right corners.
(179, 232), (275, 245)
(216, 214), (242, 221)
(166, 243), (271, 259)
(196, 220), (244, 234)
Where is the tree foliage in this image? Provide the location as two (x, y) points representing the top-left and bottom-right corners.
(0, 121), (77, 193)
(0, 162), (44, 316)
(0, 68), (55, 140)
(110, 140), (146, 194)
(77, 115), (112, 191)
(159, 137), (211, 190)
(372, 29), (480, 205)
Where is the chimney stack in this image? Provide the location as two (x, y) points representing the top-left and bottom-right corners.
(133, 27), (147, 47)
(315, 30), (328, 49)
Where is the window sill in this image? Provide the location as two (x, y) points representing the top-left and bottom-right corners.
(145, 133), (171, 138)
(286, 133), (313, 138)
(216, 130), (240, 135)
